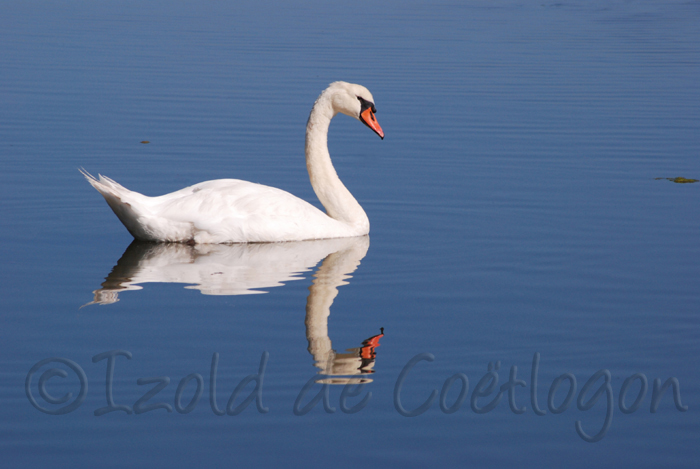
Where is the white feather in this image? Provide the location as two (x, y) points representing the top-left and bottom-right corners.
(82, 82), (383, 244)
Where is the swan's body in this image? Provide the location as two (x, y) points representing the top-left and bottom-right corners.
(82, 81), (384, 244)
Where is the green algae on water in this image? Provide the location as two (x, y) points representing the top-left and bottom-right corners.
(654, 177), (698, 184)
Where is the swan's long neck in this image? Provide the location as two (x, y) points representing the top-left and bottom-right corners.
(305, 94), (369, 230)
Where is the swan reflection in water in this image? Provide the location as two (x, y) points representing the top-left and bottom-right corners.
(86, 236), (383, 384)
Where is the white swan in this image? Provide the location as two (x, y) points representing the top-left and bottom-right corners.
(82, 81), (384, 244)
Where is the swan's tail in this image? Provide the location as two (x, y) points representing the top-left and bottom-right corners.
(80, 169), (154, 240)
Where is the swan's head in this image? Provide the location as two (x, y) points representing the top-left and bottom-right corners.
(326, 81), (384, 140)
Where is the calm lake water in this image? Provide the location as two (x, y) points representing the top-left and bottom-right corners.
(2, 0), (699, 467)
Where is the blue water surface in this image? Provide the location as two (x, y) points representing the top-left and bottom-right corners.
(1, 1), (699, 467)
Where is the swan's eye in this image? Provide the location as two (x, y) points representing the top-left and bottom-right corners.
(357, 96), (377, 114)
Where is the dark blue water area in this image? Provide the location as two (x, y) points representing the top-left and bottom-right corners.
(2, 0), (699, 467)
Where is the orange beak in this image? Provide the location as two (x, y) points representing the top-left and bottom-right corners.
(360, 108), (384, 139)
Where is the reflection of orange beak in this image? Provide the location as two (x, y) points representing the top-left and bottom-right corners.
(360, 108), (384, 139)
(360, 328), (384, 360)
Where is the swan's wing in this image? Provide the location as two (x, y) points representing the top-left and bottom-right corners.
(152, 179), (342, 243)
(83, 172), (352, 243)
